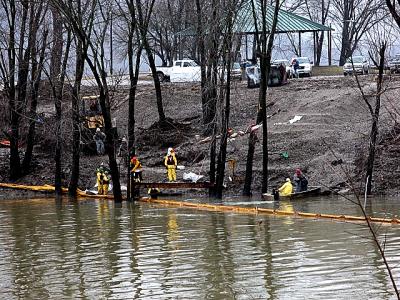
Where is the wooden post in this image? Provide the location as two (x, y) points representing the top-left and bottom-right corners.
(298, 32), (302, 56)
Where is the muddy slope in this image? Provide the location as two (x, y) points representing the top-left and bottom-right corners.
(1, 75), (399, 196)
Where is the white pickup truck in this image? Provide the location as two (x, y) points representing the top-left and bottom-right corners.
(156, 59), (201, 83)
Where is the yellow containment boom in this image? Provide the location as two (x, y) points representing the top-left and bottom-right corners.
(1, 182), (400, 225)
(138, 198), (400, 225)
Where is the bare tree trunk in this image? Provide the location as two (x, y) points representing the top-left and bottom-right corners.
(125, 0), (143, 200)
(195, 0), (208, 132)
(201, 0), (218, 136)
(365, 43), (385, 195)
(339, 20), (351, 66)
(209, 128), (217, 197)
(243, 131), (257, 196)
(9, 2), (29, 180)
(127, 34), (142, 152)
(215, 16), (234, 198)
(136, 0), (166, 125)
(243, 0), (280, 195)
(54, 31), (71, 195)
(215, 71), (231, 198)
(68, 40), (85, 197)
(260, 1), (280, 194)
(22, 28), (48, 173)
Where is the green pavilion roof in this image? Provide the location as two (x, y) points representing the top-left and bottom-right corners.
(235, 2), (333, 33)
(176, 2), (333, 37)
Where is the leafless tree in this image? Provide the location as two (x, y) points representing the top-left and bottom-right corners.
(386, 0), (400, 29)
(327, 146), (400, 298)
(68, 35), (88, 197)
(0, 0), (48, 180)
(213, 0), (240, 198)
(330, 0), (386, 65)
(242, 0), (280, 196)
(53, 0), (123, 201)
(21, 15), (49, 173)
(47, 27), (72, 196)
(301, 0), (331, 65)
(115, 0), (143, 200)
(149, 0), (187, 66)
(136, 0), (166, 125)
(352, 22), (395, 195)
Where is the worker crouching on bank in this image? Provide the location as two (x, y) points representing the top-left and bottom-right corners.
(164, 147), (177, 182)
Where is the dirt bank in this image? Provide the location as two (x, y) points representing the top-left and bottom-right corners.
(1, 74), (399, 197)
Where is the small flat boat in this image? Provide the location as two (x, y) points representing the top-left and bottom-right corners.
(262, 186), (322, 201)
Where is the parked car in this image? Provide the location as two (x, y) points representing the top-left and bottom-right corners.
(246, 65), (260, 88)
(293, 57), (313, 77)
(230, 62), (243, 80)
(388, 54), (400, 74)
(343, 56), (369, 76)
(156, 59), (201, 82)
(272, 59), (292, 77)
(246, 64), (288, 88)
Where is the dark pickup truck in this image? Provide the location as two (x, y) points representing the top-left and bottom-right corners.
(389, 54), (400, 74)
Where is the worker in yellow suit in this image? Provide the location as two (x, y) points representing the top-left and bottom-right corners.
(102, 171), (110, 195)
(164, 147), (178, 182)
(278, 178), (293, 196)
(96, 170), (104, 195)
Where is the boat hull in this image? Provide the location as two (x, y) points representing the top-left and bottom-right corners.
(263, 186), (322, 201)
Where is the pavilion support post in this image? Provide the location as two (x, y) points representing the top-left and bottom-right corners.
(328, 28), (332, 66)
(298, 32), (302, 56)
(313, 31), (317, 64)
(245, 34), (248, 60)
(252, 33), (257, 63)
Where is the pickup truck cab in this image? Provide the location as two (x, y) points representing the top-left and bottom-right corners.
(156, 59), (201, 82)
(294, 57), (313, 77)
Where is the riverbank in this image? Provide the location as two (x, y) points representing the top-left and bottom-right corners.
(1, 74), (399, 196)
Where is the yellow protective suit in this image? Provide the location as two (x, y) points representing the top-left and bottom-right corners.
(102, 173), (110, 195)
(96, 172), (104, 194)
(97, 171), (110, 195)
(164, 154), (177, 182)
(278, 180), (293, 196)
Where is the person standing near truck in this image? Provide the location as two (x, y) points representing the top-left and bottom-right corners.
(291, 58), (299, 78)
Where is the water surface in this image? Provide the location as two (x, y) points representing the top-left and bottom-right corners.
(0, 196), (399, 299)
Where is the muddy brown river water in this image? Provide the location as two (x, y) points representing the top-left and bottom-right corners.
(1, 195), (400, 299)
